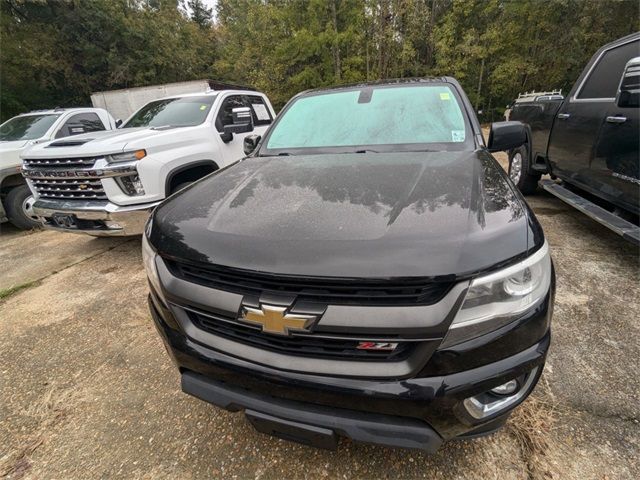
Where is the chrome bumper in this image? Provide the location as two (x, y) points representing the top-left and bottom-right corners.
(33, 198), (160, 236)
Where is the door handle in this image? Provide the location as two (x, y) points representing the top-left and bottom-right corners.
(557, 113), (570, 119)
(606, 115), (627, 124)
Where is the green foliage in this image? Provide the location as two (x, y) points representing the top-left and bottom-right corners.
(434, 0), (639, 119)
(1, 0), (216, 120)
(188, 0), (213, 29)
(1, 0), (638, 121)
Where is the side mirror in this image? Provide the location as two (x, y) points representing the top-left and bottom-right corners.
(115, 119), (123, 128)
(616, 56), (640, 108)
(222, 106), (254, 139)
(243, 134), (261, 156)
(487, 121), (527, 152)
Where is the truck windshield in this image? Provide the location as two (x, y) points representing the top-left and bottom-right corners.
(0, 114), (60, 141)
(122, 95), (216, 128)
(263, 83), (472, 154)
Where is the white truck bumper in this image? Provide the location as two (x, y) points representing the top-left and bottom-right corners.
(33, 198), (160, 236)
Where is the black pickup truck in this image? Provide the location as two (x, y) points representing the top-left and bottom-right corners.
(508, 32), (640, 244)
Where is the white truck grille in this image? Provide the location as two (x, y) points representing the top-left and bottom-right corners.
(31, 179), (107, 200)
(23, 157), (97, 169)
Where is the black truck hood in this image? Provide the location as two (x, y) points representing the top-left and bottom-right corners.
(151, 151), (537, 279)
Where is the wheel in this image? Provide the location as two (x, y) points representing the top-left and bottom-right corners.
(5, 184), (42, 230)
(508, 145), (540, 195)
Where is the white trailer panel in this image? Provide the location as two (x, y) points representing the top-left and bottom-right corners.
(90, 80), (211, 121)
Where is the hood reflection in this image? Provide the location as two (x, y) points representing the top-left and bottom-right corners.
(152, 151), (528, 278)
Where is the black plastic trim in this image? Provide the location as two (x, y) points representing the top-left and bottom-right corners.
(182, 371), (443, 452)
(164, 160), (218, 196)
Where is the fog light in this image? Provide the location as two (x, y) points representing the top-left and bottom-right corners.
(116, 174), (145, 196)
(490, 379), (519, 396)
(462, 367), (539, 420)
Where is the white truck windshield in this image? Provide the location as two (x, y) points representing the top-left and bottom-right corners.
(122, 95), (216, 128)
(0, 114), (60, 141)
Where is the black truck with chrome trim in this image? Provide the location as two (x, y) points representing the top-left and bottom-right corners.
(143, 78), (554, 452)
(507, 33), (640, 244)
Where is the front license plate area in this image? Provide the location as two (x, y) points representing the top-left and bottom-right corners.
(245, 410), (338, 450)
(52, 214), (78, 229)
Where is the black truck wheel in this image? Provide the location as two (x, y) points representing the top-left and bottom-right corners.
(5, 184), (42, 230)
(508, 145), (540, 195)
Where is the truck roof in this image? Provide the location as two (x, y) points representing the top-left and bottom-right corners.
(19, 107), (107, 116)
(157, 89), (265, 101)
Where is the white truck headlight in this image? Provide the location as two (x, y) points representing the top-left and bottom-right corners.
(142, 228), (166, 305)
(107, 149), (146, 163)
(441, 241), (552, 348)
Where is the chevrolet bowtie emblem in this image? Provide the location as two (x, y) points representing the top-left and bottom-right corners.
(240, 304), (317, 336)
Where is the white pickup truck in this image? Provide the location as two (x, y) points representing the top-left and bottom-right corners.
(21, 89), (275, 235)
(0, 108), (115, 229)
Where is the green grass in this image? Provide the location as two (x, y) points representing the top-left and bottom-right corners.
(0, 280), (40, 300)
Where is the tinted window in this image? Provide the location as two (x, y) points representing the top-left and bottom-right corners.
(215, 95), (245, 132)
(578, 39), (640, 99)
(123, 96), (216, 128)
(0, 114), (60, 141)
(264, 84), (470, 153)
(215, 95), (273, 132)
(55, 112), (106, 138)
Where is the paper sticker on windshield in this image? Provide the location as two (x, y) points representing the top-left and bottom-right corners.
(252, 103), (270, 121)
(200, 105), (208, 111)
(451, 130), (465, 142)
(440, 92), (451, 101)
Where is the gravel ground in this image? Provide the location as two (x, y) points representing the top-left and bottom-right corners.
(0, 152), (638, 479)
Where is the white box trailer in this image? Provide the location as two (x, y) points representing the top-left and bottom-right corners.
(90, 80), (214, 122)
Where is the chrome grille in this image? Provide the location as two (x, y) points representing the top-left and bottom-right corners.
(31, 179), (107, 200)
(23, 157), (98, 169)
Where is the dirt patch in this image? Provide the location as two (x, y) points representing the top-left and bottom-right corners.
(0, 384), (80, 479)
(506, 379), (557, 479)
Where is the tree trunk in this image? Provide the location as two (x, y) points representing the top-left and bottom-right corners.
(331, 0), (341, 81)
(475, 56), (485, 112)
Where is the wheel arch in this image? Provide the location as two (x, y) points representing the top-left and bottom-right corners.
(0, 173), (27, 192)
(164, 160), (219, 196)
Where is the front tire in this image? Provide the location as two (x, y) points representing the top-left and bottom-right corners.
(508, 145), (540, 195)
(5, 184), (42, 230)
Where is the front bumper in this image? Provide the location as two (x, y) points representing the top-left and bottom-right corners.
(33, 198), (159, 236)
(149, 291), (551, 451)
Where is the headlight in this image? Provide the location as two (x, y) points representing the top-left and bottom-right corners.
(441, 241), (552, 348)
(142, 226), (166, 305)
(107, 149), (146, 163)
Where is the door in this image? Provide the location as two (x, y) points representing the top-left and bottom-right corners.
(593, 56), (640, 214)
(547, 38), (640, 191)
(215, 94), (274, 164)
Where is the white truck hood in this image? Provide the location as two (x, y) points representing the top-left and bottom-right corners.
(21, 127), (187, 159)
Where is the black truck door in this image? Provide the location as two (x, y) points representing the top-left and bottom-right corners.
(547, 37), (639, 197)
(594, 55), (640, 215)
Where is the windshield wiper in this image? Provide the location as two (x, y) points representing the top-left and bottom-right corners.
(354, 149), (380, 154)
